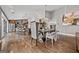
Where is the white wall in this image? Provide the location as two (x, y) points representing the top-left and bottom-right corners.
(0, 8), (9, 39)
(52, 5), (79, 35)
(0, 9), (1, 39)
(45, 11), (53, 20)
(1, 18), (4, 37)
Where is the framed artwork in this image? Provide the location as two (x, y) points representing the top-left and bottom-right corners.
(62, 12), (79, 25)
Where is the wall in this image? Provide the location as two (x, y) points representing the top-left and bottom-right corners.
(0, 7), (9, 38)
(1, 18), (4, 37)
(1, 12), (8, 37)
(0, 8), (1, 39)
(45, 11), (53, 20)
(52, 5), (79, 35)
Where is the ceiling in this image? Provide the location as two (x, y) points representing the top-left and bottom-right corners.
(46, 5), (64, 11)
(1, 5), (64, 20)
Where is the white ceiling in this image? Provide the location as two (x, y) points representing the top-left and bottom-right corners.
(1, 5), (64, 20)
(46, 5), (64, 11)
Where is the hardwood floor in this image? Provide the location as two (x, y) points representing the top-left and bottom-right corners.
(1, 32), (78, 53)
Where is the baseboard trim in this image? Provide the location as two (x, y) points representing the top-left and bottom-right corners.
(1, 36), (5, 39)
(1, 33), (7, 40)
(58, 33), (75, 37)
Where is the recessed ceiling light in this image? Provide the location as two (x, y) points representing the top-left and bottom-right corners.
(11, 9), (15, 14)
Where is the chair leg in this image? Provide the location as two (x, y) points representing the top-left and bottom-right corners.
(31, 38), (33, 45)
(36, 39), (37, 46)
(52, 39), (54, 46)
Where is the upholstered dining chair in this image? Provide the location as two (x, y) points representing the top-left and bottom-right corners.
(46, 31), (59, 46)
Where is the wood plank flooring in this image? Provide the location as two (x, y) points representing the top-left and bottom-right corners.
(1, 32), (78, 53)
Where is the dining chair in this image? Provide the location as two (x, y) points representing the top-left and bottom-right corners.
(46, 31), (59, 46)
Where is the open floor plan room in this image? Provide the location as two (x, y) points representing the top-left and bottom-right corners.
(0, 5), (79, 53)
